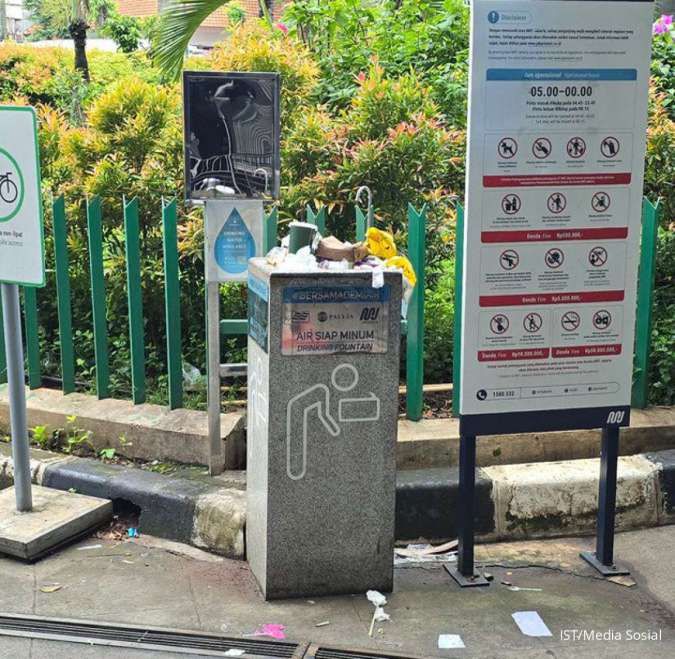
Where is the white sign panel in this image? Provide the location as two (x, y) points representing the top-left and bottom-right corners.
(204, 199), (264, 282)
(0, 106), (44, 287)
(460, 0), (653, 426)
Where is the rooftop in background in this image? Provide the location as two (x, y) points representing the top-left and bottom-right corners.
(116, 1), (287, 47)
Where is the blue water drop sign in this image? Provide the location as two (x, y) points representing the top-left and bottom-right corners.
(214, 208), (256, 274)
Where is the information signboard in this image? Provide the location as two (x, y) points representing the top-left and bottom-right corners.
(0, 106), (44, 287)
(204, 199), (264, 283)
(459, 0), (654, 434)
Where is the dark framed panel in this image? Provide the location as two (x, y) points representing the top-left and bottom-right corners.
(183, 71), (281, 201)
(459, 405), (630, 436)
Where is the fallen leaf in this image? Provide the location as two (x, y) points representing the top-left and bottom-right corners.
(40, 584), (62, 593)
(608, 575), (636, 588)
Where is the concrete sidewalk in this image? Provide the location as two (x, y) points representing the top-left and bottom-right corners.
(0, 526), (674, 658)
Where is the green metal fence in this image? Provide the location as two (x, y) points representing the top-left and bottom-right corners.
(0, 196), (661, 417)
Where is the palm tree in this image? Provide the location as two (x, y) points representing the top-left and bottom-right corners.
(69, 1), (90, 81)
(153, 0), (274, 81)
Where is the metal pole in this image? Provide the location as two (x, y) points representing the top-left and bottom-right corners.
(1, 283), (32, 512)
(580, 425), (630, 576)
(207, 280), (223, 476)
(597, 426), (619, 565)
(445, 434), (488, 587)
(458, 434), (475, 575)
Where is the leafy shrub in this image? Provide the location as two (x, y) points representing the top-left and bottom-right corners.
(649, 227), (675, 405)
(102, 14), (144, 53)
(651, 16), (675, 119)
(194, 20), (319, 120)
(645, 88), (675, 226)
(284, 0), (470, 125)
(424, 256), (457, 383)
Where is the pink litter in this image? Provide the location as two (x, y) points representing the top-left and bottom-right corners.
(251, 624), (286, 640)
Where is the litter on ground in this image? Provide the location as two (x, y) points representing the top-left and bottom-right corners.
(438, 633), (465, 649)
(512, 611), (552, 637)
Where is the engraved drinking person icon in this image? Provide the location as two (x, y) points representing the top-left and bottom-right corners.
(286, 364), (381, 481)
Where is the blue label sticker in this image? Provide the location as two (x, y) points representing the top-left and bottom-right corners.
(214, 208), (256, 274)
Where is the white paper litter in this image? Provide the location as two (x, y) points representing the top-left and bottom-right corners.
(77, 544), (102, 551)
(224, 651), (245, 657)
(366, 590), (387, 607)
(438, 634), (465, 649)
(512, 611), (552, 637)
(373, 607), (391, 623)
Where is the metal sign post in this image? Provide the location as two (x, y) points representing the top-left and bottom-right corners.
(449, 0), (654, 587)
(182, 71), (280, 475)
(0, 106), (111, 561)
(204, 199), (265, 474)
(1, 283), (32, 512)
(580, 426), (630, 576)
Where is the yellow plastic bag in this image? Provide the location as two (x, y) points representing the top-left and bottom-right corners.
(385, 255), (417, 288)
(366, 227), (397, 260)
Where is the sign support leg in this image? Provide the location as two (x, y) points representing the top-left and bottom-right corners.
(445, 434), (488, 587)
(207, 281), (223, 476)
(580, 426), (630, 576)
(1, 283), (32, 512)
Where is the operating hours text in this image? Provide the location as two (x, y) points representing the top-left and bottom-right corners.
(529, 86), (593, 98)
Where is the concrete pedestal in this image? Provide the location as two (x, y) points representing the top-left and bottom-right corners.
(246, 260), (402, 599)
(0, 486), (112, 561)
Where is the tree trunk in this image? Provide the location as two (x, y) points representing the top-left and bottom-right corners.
(69, 18), (90, 82)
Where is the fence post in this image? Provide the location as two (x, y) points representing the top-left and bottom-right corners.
(632, 198), (660, 409)
(264, 205), (279, 253)
(306, 204), (327, 235)
(23, 287), (41, 389)
(162, 199), (183, 410)
(124, 197), (146, 405)
(86, 196), (110, 399)
(0, 302), (5, 385)
(406, 204), (426, 421)
(53, 195), (75, 394)
(452, 204), (465, 417)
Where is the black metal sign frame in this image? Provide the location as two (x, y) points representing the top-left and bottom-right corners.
(182, 71), (281, 202)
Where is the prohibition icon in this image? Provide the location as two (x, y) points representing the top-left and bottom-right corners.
(523, 312), (543, 333)
(532, 137), (552, 159)
(561, 311), (581, 332)
(567, 136), (586, 159)
(593, 309), (612, 330)
(600, 136), (620, 158)
(591, 191), (611, 213)
(545, 247), (564, 269)
(499, 249), (519, 270)
(501, 193), (521, 215)
(490, 314), (509, 334)
(547, 192), (567, 214)
(588, 246), (608, 267)
(497, 137), (518, 159)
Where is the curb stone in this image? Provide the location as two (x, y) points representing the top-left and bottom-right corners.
(1, 445), (674, 557)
